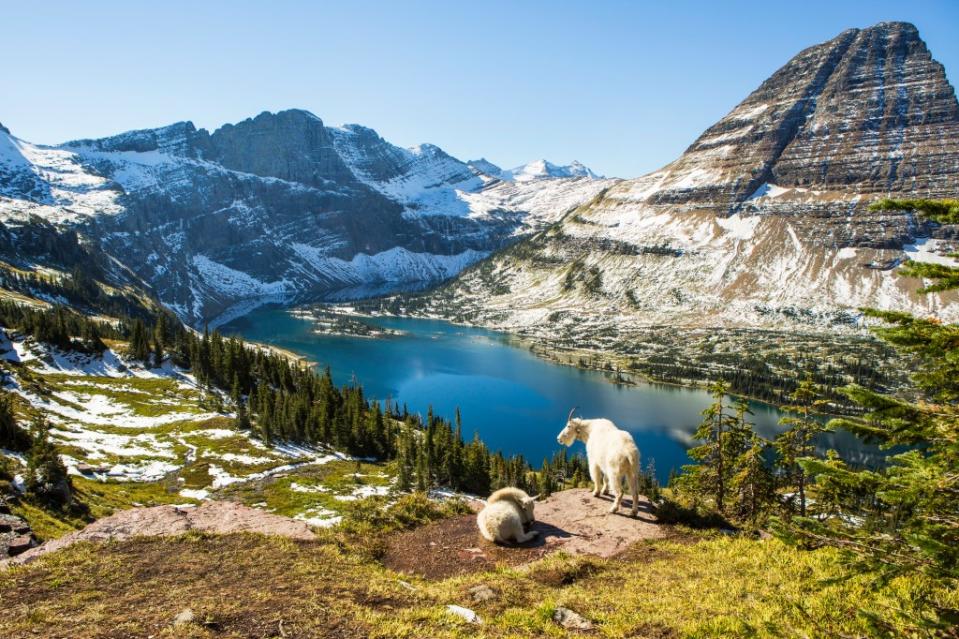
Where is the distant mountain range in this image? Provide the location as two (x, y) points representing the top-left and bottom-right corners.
(0, 111), (609, 324)
(0, 20), (956, 342)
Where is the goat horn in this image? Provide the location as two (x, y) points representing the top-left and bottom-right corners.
(567, 406), (579, 422)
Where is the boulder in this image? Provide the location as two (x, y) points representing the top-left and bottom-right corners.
(173, 609), (195, 627)
(530, 488), (663, 558)
(552, 607), (593, 631)
(7, 535), (35, 557)
(468, 584), (497, 603)
(446, 605), (482, 625)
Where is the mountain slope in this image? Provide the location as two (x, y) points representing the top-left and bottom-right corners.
(0, 111), (611, 325)
(410, 22), (959, 345)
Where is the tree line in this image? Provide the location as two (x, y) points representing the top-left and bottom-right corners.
(0, 301), (596, 505)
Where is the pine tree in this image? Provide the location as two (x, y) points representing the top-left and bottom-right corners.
(681, 380), (738, 513)
(128, 319), (151, 363)
(396, 427), (413, 492)
(235, 398), (251, 431)
(25, 417), (71, 507)
(775, 376), (827, 516)
(731, 430), (773, 524)
(0, 391), (30, 452)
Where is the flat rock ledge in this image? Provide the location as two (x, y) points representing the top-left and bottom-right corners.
(383, 489), (663, 579)
(1, 501), (316, 567)
(531, 488), (663, 558)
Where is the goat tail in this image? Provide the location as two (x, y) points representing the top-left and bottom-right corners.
(629, 446), (641, 482)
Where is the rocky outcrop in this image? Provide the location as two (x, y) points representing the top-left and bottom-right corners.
(2, 501), (316, 567)
(204, 110), (361, 188)
(382, 488), (663, 579)
(416, 22), (959, 339)
(0, 512), (38, 559)
(655, 23), (958, 208)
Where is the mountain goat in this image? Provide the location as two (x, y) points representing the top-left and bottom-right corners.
(557, 408), (640, 516)
(477, 487), (539, 544)
(486, 487), (537, 528)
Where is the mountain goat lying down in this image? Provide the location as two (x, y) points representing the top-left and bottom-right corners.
(477, 487), (539, 544)
(557, 408), (641, 516)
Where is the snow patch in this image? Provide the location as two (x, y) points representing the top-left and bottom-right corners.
(903, 238), (959, 267)
(716, 214), (761, 240)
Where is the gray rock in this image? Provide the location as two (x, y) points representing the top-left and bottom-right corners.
(552, 606), (593, 630)
(553, 606), (593, 630)
(5, 501), (316, 566)
(446, 605), (482, 625)
(7, 535), (35, 557)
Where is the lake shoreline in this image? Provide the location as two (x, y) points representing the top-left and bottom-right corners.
(219, 303), (880, 483)
(299, 304), (840, 417)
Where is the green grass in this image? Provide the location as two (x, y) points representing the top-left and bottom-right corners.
(12, 476), (196, 542)
(217, 460), (394, 520)
(2, 528), (955, 638)
(41, 373), (204, 418)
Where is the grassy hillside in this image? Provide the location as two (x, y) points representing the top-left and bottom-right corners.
(3, 524), (955, 638)
(2, 332), (406, 541)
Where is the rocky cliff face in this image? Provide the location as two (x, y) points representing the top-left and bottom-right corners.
(412, 22), (959, 343)
(0, 110), (609, 324)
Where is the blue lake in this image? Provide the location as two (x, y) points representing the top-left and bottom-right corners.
(222, 306), (863, 483)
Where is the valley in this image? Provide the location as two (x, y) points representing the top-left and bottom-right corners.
(0, 15), (957, 639)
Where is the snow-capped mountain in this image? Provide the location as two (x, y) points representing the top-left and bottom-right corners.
(0, 110), (611, 325)
(500, 159), (603, 182)
(408, 22), (959, 344)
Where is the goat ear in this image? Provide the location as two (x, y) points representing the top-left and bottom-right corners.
(528, 494), (541, 502)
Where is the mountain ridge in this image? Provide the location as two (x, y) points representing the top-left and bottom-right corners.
(389, 21), (959, 344)
(0, 110), (611, 325)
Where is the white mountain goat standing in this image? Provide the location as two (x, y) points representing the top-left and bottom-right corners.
(557, 408), (641, 516)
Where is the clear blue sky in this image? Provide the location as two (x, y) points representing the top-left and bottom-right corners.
(2, 1), (957, 178)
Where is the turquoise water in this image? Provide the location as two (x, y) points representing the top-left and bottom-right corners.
(222, 306), (847, 483)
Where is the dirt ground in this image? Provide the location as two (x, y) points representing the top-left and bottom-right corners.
(382, 488), (664, 579)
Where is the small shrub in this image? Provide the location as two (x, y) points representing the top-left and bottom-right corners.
(654, 497), (731, 529)
(340, 492), (470, 535)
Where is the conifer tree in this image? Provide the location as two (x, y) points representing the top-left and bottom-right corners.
(25, 417), (72, 507)
(235, 398), (251, 432)
(128, 319), (151, 363)
(775, 376), (828, 516)
(0, 391), (30, 452)
(681, 380), (738, 513)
